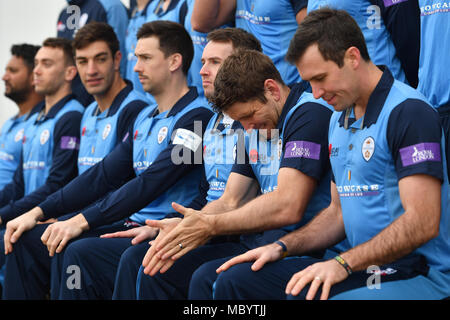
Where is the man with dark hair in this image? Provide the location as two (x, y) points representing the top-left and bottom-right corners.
(211, 8), (450, 300)
(99, 27), (262, 299)
(2, 22), (148, 299)
(417, 0), (450, 181)
(57, 0), (130, 108)
(1, 44), (43, 189)
(3, 20), (212, 300)
(139, 47), (336, 300)
(0, 43), (43, 293)
(136, 20), (194, 77)
(0, 38), (83, 228)
(0, 37), (84, 299)
(183, 0), (232, 98)
(285, 8), (370, 68)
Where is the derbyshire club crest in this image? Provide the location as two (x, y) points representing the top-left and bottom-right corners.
(14, 128), (24, 142)
(158, 126), (168, 144)
(102, 123), (112, 140)
(40, 129), (50, 145)
(362, 137), (375, 161)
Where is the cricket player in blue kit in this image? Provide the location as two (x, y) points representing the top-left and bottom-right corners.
(0, 38), (84, 227)
(137, 49), (334, 300)
(0, 38), (84, 299)
(125, 0), (187, 98)
(191, 0), (308, 86)
(71, 22), (148, 176)
(417, 0), (450, 179)
(57, 0), (130, 108)
(99, 27), (262, 299)
(1, 21), (212, 300)
(1, 22), (147, 299)
(0, 44), (43, 190)
(0, 44), (43, 291)
(213, 9), (450, 300)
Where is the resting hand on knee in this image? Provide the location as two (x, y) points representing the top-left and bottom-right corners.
(40, 213), (89, 256)
(4, 206), (45, 254)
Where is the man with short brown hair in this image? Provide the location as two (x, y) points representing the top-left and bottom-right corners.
(2, 22), (148, 300)
(139, 47), (335, 300)
(212, 8), (450, 300)
(0, 38), (83, 228)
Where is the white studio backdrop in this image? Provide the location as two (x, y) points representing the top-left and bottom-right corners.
(0, 0), (130, 127)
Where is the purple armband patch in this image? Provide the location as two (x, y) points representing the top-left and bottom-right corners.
(60, 136), (80, 150)
(399, 142), (441, 167)
(284, 141), (321, 160)
(383, 0), (408, 7)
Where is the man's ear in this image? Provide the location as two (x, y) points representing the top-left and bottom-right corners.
(344, 46), (361, 70)
(264, 78), (282, 102)
(65, 65), (78, 82)
(113, 50), (122, 72)
(168, 53), (183, 73)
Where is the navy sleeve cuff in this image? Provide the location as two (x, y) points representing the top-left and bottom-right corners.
(0, 204), (17, 224)
(39, 194), (63, 220)
(290, 0), (307, 14)
(279, 102), (332, 181)
(82, 205), (107, 230)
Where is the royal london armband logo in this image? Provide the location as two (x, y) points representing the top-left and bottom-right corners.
(383, 0), (408, 7)
(399, 142), (441, 167)
(284, 141), (321, 160)
(60, 136), (80, 150)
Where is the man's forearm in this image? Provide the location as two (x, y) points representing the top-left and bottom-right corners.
(200, 197), (238, 215)
(279, 203), (346, 257)
(341, 175), (441, 272)
(341, 209), (437, 272)
(209, 189), (306, 236)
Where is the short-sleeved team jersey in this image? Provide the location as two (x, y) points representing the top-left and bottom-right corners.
(329, 67), (450, 272)
(235, 0), (305, 85)
(0, 104), (40, 189)
(418, 0), (450, 109)
(232, 83), (333, 234)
